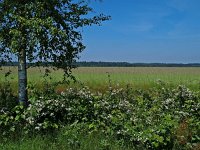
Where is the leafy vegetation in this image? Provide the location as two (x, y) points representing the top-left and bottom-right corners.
(0, 81), (199, 149)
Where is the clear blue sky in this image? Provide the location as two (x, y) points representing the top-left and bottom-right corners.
(80, 0), (200, 63)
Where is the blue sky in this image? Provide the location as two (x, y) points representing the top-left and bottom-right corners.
(80, 0), (200, 63)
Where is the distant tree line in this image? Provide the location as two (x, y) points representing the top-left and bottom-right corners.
(1, 61), (200, 67)
(76, 61), (200, 67)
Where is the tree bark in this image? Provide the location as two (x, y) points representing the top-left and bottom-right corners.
(18, 48), (28, 106)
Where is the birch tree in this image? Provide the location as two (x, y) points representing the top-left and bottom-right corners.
(0, 0), (109, 106)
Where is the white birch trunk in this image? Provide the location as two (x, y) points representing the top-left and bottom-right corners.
(18, 48), (28, 106)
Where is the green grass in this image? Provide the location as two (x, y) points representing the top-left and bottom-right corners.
(0, 129), (135, 150)
(1, 67), (200, 91)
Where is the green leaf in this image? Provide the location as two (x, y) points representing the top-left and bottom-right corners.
(15, 115), (20, 121)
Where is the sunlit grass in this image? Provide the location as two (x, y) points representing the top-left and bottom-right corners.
(1, 67), (200, 91)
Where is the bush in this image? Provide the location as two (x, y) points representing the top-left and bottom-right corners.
(0, 82), (17, 111)
(0, 83), (199, 149)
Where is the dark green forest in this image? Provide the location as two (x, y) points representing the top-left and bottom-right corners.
(2, 61), (200, 67)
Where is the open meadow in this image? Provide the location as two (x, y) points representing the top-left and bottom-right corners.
(1, 66), (200, 91)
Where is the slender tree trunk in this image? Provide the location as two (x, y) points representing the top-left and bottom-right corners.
(18, 48), (28, 106)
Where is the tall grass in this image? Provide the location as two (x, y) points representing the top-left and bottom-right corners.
(1, 67), (200, 92)
(0, 130), (134, 150)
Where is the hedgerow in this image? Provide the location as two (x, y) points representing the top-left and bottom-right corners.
(0, 82), (199, 149)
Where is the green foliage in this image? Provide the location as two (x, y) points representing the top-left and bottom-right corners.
(0, 82), (199, 149)
(0, 82), (17, 111)
(0, 0), (110, 79)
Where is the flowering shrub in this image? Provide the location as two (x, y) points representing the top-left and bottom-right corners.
(0, 83), (199, 149)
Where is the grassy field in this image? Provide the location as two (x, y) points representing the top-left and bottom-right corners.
(1, 67), (200, 149)
(1, 67), (200, 91)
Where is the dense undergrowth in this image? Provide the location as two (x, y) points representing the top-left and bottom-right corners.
(0, 81), (199, 150)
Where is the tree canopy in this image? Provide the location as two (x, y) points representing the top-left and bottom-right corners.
(0, 0), (110, 75)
